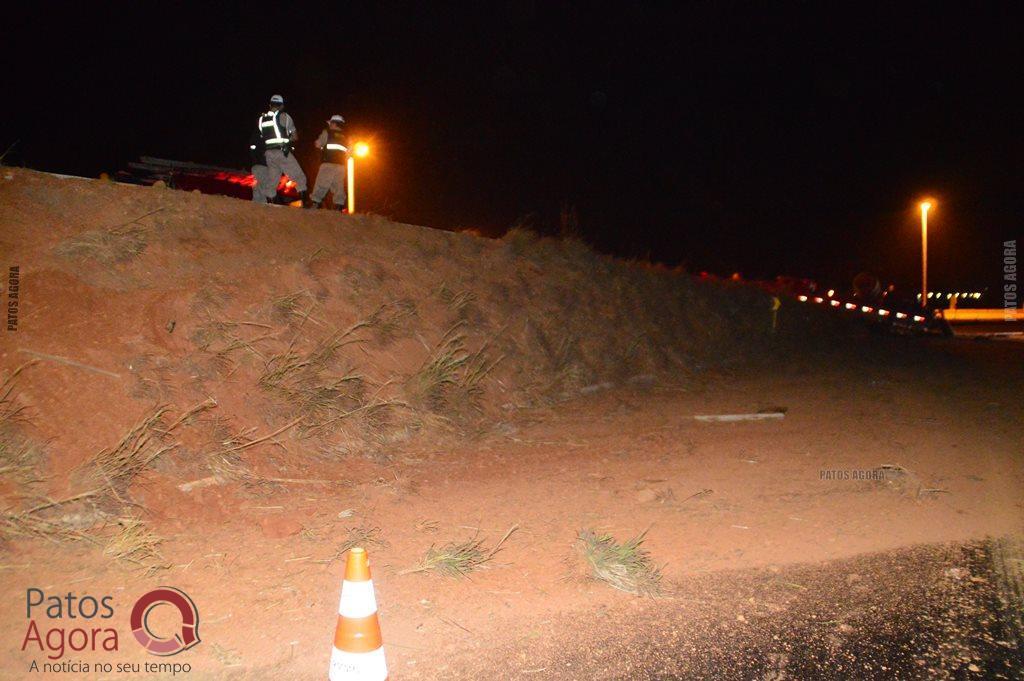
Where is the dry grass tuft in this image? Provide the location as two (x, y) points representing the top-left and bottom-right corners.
(0, 364), (43, 489)
(83, 406), (176, 497)
(191, 318), (272, 375)
(80, 400), (211, 503)
(318, 525), (390, 564)
(405, 325), (502, 417)
(402, 525), (517, 578)
(367, 299), (417, 345)
(1, 375), (189, 576)
(0, 440), (42, 489)
(103, 516), (169, 574)
(256, 316), (414, 442)
(0, 363), (32, 425)
(55, 226), (149, 264)
(271, 289), (323, 327)
(576, 529), (663, 595)
(405, 327), (467, 411)
(259, 322), (369, 402)
(0, 508), (90, 544)
(210, 642), (244, 667)
(415, 519), (440, 534)
(205, 451), (298, 493)
(0, 488), (105, 544)
(437, 284), (477, 318)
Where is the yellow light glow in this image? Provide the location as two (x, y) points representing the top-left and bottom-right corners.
(347, 157), (356, 213)
(354, 142), (370, 158)
(920, 201), (932, 214)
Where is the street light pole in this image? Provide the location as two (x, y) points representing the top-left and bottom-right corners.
(920, 201), (931, 308)
(346, 142), (370, 214)
(346, 157), (356, 214)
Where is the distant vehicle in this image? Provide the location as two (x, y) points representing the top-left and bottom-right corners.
(769, 275), (819, 297)
(117, 156), (301, 203)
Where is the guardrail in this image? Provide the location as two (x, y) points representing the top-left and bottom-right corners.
(940, 308), (1023, 323)
(793, 294), (929, 327)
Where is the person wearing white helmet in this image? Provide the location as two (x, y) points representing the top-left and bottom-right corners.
(309, 114), (349, 210)
(257, 94), (309, 205)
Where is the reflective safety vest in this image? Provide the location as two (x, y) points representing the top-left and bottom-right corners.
(321, 128), (348, 164)
(258, 110), (291, 150)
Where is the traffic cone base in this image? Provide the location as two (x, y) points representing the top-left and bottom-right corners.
(329, 646), (387, 680)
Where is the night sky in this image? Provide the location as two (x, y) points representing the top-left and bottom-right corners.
(6, 3), (1022, 297)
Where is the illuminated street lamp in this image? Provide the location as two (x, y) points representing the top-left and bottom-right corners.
(919, 201), (932, 308)
(346, 142), (371, 213)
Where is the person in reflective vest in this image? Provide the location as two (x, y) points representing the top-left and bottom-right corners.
(258, 94), (309, 206)
(310, 114), (348, 210)
(248, 129), (275, 203)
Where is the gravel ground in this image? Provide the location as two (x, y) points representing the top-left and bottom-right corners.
(451, 540), (1024, 680)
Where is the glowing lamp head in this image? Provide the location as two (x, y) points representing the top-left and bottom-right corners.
(353, 142), (370, 158)
(920, 201), (932, 214)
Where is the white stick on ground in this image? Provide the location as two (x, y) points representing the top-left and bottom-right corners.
(693, 412), (785, 422)
(18, 349), (121, 379)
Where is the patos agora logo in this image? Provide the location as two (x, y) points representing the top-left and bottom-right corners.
(130, 587), (201, 655)
(22, 585), (200, 671)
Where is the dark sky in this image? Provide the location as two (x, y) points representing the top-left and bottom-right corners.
(6, 3), (1022, 296)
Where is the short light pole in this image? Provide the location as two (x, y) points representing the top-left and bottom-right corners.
(346, 142), (370, 214)
(919, 201), (932, 308)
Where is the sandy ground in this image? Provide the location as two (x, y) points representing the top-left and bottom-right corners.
(2, 338), (1021, 679)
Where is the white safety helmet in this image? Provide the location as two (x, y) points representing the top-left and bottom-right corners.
(329, 114), (345, 125)
(270, 94), (284, 105)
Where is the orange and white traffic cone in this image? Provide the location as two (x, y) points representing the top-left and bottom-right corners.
(328, 547), (388, 680)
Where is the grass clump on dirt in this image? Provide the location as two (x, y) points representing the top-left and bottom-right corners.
(576, 529), (663, 596)
(405, 325), (502, 417)
(103, 515), (170, 574)
(82, 406), (176, 497)
(258, 321), (376, 432)
(0, 364), (43, 488)
(6, 401), (211, 572)
(0, 428), (41, 489)
(191, 319), (272, 375)
(317, 525), (390, 564)
(271, 289), (321, 325)
(367, 298), (417, 344)
(0, 363), (67, 544)
(1, 504), (92, 545)
(54, 226), (149, 264)
(403, 525), (517, 578)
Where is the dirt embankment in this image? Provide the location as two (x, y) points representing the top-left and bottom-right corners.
(0, 167), (794, 509)
(3, 169), (1021, 680)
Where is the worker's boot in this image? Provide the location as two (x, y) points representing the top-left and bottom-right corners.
(336, 203), (347, 212)
(300, 191), (312, 209)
